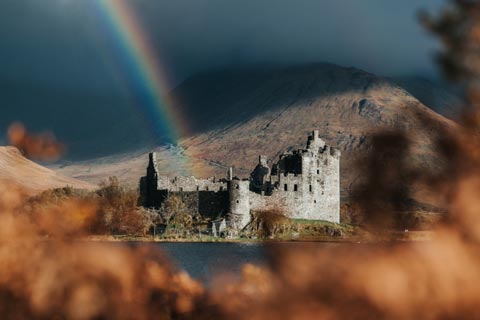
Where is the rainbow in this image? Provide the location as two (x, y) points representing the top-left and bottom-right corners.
(96, 0), (189, 144)
(95, 0), (196, 175)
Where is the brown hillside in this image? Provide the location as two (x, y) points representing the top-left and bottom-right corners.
(0, 146), (94, 195)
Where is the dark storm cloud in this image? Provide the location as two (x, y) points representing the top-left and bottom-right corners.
(145, 0), (447, 81)
(0, 0), (446, 91)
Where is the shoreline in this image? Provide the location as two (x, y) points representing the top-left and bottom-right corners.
(80, 230), (434, 244)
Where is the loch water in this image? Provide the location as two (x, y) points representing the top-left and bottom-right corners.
(125, 242), (343, 284)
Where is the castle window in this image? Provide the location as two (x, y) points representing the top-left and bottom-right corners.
(196, 186), (200, 191)
(180, 187), (183, 192)
(219, 186), (224, 191)
(317, 170), (320, 174)
(314, 200), (317, 204)
(284, 184), (288, 191)
(309, 185), (312, 192)
(205, 186), (209, 191)
(236, 200), (239, 203)
(236, 184), (239, 189)
(294, 184), (298, 192)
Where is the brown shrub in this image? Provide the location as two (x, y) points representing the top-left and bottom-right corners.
(21, 178), (154, 237)
(248, 208), (292, 238)
(339, 203), (363, 225)
(159, 194), (202, 237)
(95, 177), (151, 236)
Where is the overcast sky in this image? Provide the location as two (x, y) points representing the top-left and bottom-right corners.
(0, 0), (447, 94)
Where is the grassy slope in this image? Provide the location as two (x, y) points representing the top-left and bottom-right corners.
(0, 146), (94, 195)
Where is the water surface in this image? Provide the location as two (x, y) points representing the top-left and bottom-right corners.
(147, 242), (266, 283)
(129, 242), (346, 283)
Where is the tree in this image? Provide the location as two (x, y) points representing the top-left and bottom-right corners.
(159, 194), (194, 236)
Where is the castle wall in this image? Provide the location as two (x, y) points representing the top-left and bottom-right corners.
(168, 191), (229, 219)
(158, 176), (226, 192)
(198, 191), (229, 219)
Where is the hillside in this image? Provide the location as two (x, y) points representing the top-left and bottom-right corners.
(0, 146), (94, 195)
(392, 76), (461, 120)
(51, 63), (456, 198)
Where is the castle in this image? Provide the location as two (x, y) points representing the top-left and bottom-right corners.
(139, 131), (341, 230)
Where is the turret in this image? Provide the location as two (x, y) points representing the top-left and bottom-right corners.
(143, 152), (159, 207)
(307, 130), (325, 151)
(147, 152), (158, 177)
(228, 168), (250, 229)
(259, 155), (267, 166)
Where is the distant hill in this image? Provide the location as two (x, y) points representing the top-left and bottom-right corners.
(51, 63), (456, 200)
(0, 146), (94, 195)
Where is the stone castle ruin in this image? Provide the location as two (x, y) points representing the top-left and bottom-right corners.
(139, 131), (340, 230)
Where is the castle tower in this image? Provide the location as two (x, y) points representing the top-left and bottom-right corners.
(144, 152), (159, 207)
(228, 175), (251, 229)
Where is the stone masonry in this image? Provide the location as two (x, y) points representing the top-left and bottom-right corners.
(139, 131), (341, 229)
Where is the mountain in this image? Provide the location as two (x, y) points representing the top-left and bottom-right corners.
(51, 63), (456, 199)
(0, 146), (94, 195)
(392, 76), (462, 120)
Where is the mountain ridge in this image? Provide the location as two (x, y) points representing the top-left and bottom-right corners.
(50, 63), (456, 201)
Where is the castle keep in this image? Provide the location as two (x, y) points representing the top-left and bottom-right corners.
(139, 131), (340, 229)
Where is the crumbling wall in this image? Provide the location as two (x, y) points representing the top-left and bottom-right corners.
(159, 191), (228, 220)
(198, 191), (229, 219)
(158, 176), (226, 192)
